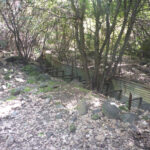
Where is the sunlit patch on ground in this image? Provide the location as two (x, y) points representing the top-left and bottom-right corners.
(0, 100), (22, 118)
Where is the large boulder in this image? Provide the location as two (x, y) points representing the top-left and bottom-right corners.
(102, 101), (121, 119)
(120, 113), (138, 124)
(77, 100), (88, 116)
(37, 73), (51, 81)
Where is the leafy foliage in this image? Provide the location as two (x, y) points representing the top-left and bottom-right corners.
(0, 0), (149, 91)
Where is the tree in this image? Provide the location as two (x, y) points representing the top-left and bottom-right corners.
(70, 0), (91, 86)
(70, 0), (147, 92)
(0, 0), (39, 60)
(0, 0), (148, 93)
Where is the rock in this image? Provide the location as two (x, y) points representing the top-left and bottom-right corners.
(39, 83), (48, 88)
(71, 115), (77, 122)
(138, 120), (149, 129)
(95, 135), (105, 142)
(6, 135), (15, 147)
(45, 98), (51, 104)
(120, 113), (138, 123)
(141, 103), (150, 111)
(10, 111), (18, 118)
(92, 108), (101, 114)
(77, 100), (88, 116)
(37, 74), (50, 81)
(15, 78), (25, 82)
(129, 124), (138, 132)
(107, 126), (114, 131)
(2, 85), (7, 90)
(55, 104), (65, 109)
(55, 114), (63, 119)
(102, 101), (121, 119)
(46, 132), (53, 138)
(40, 95), (48, 99)
(0, 87), (4, 91)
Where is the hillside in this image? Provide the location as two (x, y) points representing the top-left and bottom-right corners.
(0, 60), (150, 150)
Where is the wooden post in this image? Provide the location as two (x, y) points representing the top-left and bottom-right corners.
(138, 97), (142, 108)
(118, 90), (122, 100)
(78, 76), (81, 82)
(105, 83), (109, 96)
(128, 92), (132, 111)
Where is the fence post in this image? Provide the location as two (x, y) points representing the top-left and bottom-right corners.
(138, 97), (142, 108)
(118, 90), (122, 100)
(78, 76), (81, 82)
(105, 83), (109, 96)
(128, 92), (132, 111)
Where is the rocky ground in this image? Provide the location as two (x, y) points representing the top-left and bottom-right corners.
(0, 59), (150, 150)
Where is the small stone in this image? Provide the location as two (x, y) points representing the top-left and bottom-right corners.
(139, 120), (149, 128)
(107, 126), (114, 131)
(71, 115), (77, 122)
(55, 104), (65, 109)
(128, 124), (138, 132)
(39, 83), (48, 88)
(10, 111), (18, 118)
(42, 114), (51, 122)
(95, 135), (105, 142)
(6, 135), (14, 147)
(120, 113), (138, 124)
(46, 132), (53, 138)
(55, 114), (63, 119)
(77, 100), (88, 116)
(2, 85), (7, 90)
(45, 98), (51, 104)
(128, 141), (134, 147)
(15, 78), (24, 82)
(37, 74), (51, 81)
(92, 108), (101, 114)
(40, 95), (48, 99)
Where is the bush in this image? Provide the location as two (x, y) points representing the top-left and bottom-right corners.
(22, 64), (40, 76)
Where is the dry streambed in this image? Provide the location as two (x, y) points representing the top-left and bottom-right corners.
(0, 62), (150, 150)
